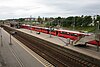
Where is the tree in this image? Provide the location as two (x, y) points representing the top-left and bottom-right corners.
(37, 16), (43, 24)
(66, 16), (74, 27)
(75, 16), (84, 27)
(55, 17), (62, 25)
(18, 18), (25, 22)
(82, 16), (92, 27)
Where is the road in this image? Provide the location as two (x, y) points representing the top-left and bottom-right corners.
(0, 28), (47, 67)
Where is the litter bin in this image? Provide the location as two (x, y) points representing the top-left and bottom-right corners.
(36, 32), (40, 34)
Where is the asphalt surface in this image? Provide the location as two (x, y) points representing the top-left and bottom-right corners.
(0, 28), (45, 67)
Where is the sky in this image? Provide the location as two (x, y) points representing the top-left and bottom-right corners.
(0, 0), (100, 19)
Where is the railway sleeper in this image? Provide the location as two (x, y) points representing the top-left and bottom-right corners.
(2, 25), (99, 67)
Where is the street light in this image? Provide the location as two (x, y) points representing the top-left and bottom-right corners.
(73, 17), (75, 30)
(97, 21), (99, 31)
(58, 20), (60, 26)
(49, 26), (52, 38)
(30, 15), (32, 33)
(9, 31), (17, 45)
(92, 15), (97, 32)
(95, 21), (100, 51)
(0, 28), (3, 47)
(91, 15), (100, 51)
(49, 20), (54, 38)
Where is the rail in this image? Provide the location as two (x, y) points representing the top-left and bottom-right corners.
(2, 25), (100, 67)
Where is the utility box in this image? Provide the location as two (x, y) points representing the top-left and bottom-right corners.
(36, 32), (40, 34)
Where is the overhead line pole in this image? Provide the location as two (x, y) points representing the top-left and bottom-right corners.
(73, 17), (75, 30)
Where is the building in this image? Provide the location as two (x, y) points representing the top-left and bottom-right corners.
(24, 18), (36, 21)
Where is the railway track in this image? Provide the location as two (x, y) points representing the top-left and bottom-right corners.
(2, 25), (100, 67)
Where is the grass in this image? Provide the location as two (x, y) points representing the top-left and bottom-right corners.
(62, 26), (95, 33)
(29, 23), (95, 33)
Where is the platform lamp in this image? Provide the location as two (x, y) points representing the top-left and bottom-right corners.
(96, 21), (99, 34)
(49, 26), (52, 38)
(49, 20), (54, 38)
(30, 15), (32, 33)
(92, 15), (97, 33)
(49, 21), (52, 38)
(73, 17), (75, 30)
(92, 15), (99, 51)
(9, 31), (17, 45)
(0, 28), (3, 47)
(95, 21), (100, 51)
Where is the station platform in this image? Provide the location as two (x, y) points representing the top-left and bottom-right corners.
(16, 28), (100, 60)
(0, 27), (54, 67)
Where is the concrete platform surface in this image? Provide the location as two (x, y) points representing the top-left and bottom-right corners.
(0, 28), (54, 67)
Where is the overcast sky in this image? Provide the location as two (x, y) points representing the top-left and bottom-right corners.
(0, 0), (100, 19)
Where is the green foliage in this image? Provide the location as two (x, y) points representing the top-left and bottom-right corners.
(65, 16), (74, 26)
(43, 15), (100, 32)
(81, 16), (92, 26)
(18, 18), (25, 22)
(45, 22), (50, 27)
(75, 16), (83, 26)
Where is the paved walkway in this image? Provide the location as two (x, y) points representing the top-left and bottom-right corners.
(0, 27), (53, 67)
(17, 28), (100, 60)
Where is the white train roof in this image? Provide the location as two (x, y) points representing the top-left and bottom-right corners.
(57, 29), (92, 35)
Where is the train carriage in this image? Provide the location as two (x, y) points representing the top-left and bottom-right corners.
(34, 26), (42, 32)
(41, 28), (49, 34)
(20, 24), (92, 41)
(49, 28), (58, 36)
(21, 24), (30, 29)
(57, 30), (79, 41)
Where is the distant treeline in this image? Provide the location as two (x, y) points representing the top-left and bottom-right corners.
(4, 15), (100, 28)
(45, 15), (100, 27)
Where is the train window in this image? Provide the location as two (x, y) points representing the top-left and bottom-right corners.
(59, 31), (69, 35)
(71, 33), (78, 37)
(36, 28), (41, 30)
(66, 32), (70, 35)
(60, 31), (62, 34)
(60, 32), (66, 34)
(51, 30), (54, 32)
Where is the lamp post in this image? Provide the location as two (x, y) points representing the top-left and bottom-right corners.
(92, 15), (97, 33)
(9, 32), (12, 45)
(9, 31), (17, 45)
(49, 26), (52, 38)
(0, 28), (3, 47)
(95, 21), (100, 51)
(97, 21), (99, 31)
(58, 20), (60, 26)
(92, 15), (100, 51)
(92, 15), (99, 51)
(73, 17), (75, 30)
(49, 20), (54, 38)
(30, 16), (32, 33)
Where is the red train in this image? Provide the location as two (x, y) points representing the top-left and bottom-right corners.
(20, 24), (92, 41)
(19, 24), (100, 51)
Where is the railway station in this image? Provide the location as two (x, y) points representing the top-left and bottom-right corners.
(0, 26), (54, 67)
(0, 0), (100, 67)
(0, 24), (99, 67)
